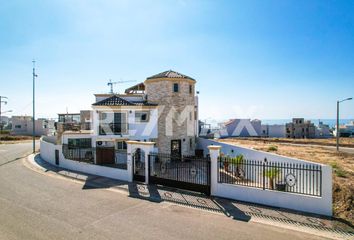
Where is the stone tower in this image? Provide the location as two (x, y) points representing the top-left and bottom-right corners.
(144, 70), (197, 156)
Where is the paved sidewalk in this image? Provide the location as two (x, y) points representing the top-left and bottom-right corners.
(26, 154), (354, 240)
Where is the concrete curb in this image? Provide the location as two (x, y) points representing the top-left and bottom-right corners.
(24, 154), (131, 196)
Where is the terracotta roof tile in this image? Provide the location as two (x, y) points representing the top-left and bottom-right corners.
(146, 70), (195, 80)
(92, 95), (157, 106)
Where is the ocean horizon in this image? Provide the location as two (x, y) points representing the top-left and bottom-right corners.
(206, 119), (354, 128)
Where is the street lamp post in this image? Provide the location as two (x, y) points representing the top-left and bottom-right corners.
(32, 60), (38, 153)
(0, 96), (8, 133)
(336, 97), (353, 151)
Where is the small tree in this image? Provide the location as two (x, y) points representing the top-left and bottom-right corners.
(231, 154), (244, 178)
(264, 167), (280, 190)
(221, 154), (230, 172)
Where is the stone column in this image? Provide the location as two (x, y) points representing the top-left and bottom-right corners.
(208, 145), (221, 196)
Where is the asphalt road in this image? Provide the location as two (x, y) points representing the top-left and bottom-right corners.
(0, 142), (329, 240)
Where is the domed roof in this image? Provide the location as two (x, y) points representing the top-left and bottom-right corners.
(146, 70), (195, 81)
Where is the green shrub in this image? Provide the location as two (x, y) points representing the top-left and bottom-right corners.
(329, 162), (347, 178)
(230, 154), (244, 165)
(334, 168), (347, 178)
(264, 167), (281, 189)
(330, 162), (338, 169)
(267, 145), (278, 152)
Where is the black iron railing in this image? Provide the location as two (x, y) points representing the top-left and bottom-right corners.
(218, 156), (322, 197)
(61, 145), (128, 169)
(62, 144), (95, 164)
(99, 123), (128, 135)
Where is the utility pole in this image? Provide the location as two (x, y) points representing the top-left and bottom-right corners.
(336, 97), (353, 151)
(32, 60), (38, 153)
(336, 101), (339, 151)
(0, 96), (8, 133)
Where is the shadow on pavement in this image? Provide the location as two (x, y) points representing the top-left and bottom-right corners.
(31, 154), (354, 235)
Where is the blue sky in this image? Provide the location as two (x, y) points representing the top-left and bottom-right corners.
(0, 0), (353, 121)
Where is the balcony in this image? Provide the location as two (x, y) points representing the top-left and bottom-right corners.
(99, 123), (128, 135)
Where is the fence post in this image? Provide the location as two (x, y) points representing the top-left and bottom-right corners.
(321, 165), (333, 216)
(208, 145), (221, 196)
(263, 158), (267, 190)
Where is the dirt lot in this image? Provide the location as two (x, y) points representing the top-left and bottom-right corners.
(218, 138), (354, 226)
(0, 134), (40, 144)
(231, 137), (354, 148)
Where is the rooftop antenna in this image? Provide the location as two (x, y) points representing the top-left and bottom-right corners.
(107, 79), (136, 94)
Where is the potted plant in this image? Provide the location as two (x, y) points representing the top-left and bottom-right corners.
(264, 167), (280, 190)
(231, 154), (244, 178)
(275, 181), (286, 191)
(221, 154), (230, 172)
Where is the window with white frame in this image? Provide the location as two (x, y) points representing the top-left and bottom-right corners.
(99, 112), (128, 135)
(116, 141), (127, 151)
(135, 111), (149, 123)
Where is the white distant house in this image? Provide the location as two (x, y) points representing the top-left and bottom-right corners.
(315, 121), (333, 138)
(11, 116), (55, 136)
(261, 124), (286, 138)
(334, 120), (354, 137)
(216, 119), (262, 138)
(214, 119), (287, 138)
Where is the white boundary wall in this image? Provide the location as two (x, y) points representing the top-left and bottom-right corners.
(203, 139), (332, 216)
(198, 138), (325, 164)
(40, 139), (131, 182)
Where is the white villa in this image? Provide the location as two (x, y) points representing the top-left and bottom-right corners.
(40, 70), (332, 217)
(58, 70), (199, 166)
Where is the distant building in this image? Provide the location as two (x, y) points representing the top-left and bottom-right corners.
(261, 124), (286, 138)
(11, 116), (55, 136)
(56, 111), (92, 143)
(199, 120), (211, 137)
(286, 118), (316, 139)
(333, 121), (354, 137)
(217, 119), (262, 138)
(80, 110), (92, 130)
(0, 116), (10, 129)
(315, 121), (333, 138)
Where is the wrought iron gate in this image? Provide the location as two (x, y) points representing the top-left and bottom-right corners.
(148, 153), (211, 195)
(133, 150), (145, 182)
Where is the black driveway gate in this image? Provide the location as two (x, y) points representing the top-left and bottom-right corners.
(148, 153), (211, 195)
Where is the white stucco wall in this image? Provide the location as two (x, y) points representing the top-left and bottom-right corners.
(198, 138), (320, 165)
(40, 139), (131, 182)
(265, 124), (286, 138)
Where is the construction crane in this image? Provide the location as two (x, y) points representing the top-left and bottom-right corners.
(107, 79), (136, 94)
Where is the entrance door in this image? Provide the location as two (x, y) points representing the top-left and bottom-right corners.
(96, 147), (115, 165)
(171, 140), (181, 157)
